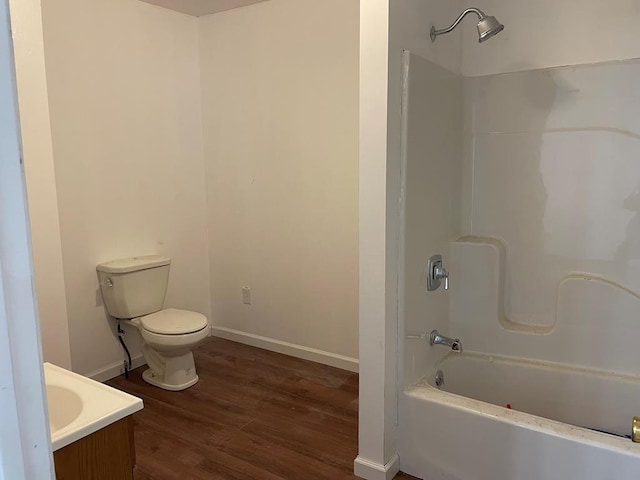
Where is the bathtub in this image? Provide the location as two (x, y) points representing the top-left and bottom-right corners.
(398, 352), (640, 480)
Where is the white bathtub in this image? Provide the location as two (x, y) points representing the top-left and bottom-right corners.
(399, 352), (640, 480)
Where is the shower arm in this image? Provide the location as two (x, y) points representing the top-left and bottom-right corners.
(430, 8), (486, 41)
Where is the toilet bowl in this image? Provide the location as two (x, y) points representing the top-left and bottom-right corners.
(129, 309), (209, 391)
(96, 255), (210, 391)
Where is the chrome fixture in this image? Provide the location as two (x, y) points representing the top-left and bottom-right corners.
(430, 330), (462, 352)
(435, 369), (445, 388)
(426, 254), (449, 291)
(430, 7), (504, 43)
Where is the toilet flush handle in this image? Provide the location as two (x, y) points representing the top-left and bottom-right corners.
(103, 277), (113, 287)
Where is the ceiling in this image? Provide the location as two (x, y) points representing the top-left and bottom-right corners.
(139, 0), (269, 16)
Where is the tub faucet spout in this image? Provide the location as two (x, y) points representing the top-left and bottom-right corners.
(430, 330), (462, 353)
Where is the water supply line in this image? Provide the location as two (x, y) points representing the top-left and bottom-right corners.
(117, 321), (132, 379)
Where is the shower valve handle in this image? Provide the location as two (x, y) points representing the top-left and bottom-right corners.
(426, 254), (449, 291)
(434, 265), (449, 290)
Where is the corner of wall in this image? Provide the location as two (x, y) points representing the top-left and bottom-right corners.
(9, 0), (72, 369)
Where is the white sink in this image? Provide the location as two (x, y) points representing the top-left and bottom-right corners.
(46, 384), (83, 434)
(44, 362), (143, 451)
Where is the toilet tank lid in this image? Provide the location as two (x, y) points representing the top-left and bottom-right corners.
(96, 255), (171, 274)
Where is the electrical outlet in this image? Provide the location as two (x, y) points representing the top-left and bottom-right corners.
(242, 286), (251, 305)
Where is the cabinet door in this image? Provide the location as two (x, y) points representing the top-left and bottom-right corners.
(54, 416), (135, 480)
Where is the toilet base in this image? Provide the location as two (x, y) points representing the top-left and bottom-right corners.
(142, 368), (199, 391)
(140, 345), (200, 391)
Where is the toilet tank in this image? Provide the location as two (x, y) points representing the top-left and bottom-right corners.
(96, 255), (171, 319)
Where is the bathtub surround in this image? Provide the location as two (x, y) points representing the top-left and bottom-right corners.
(398, 52), (640, 480)
(357, 0), (640, 479)
(400, 53), (462, 388)
(391, 0), (640, 390)
(461, 61), (640, 332)
(399, 60), (640, 477)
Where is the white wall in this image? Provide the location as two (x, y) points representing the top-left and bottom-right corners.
(391, 0), (464, 76)
(462, 0), (640, 76)
(9, 0), (71, 369)
(355, 1), (466, 477)
(355, 0), (394, 477)
(198, 0), (359, 366)
(41, 0), (210, 377)
(1, 1), (54, 477)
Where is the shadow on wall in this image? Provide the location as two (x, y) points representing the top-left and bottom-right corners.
(468, 60), (640, 329)
(468, 67), (555, 327)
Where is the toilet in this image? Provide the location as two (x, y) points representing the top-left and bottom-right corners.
(97, 255), (210, 391)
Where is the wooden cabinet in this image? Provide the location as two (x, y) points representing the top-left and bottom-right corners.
(54, 416), (135, 480)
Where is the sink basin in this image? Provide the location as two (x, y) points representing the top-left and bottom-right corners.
(46, 384), (83, 434)
(44, 363), (143, 451)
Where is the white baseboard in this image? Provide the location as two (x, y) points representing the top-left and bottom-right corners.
(210, 326), (359, 372)
(86, 354), (146, 383)
(354, 454), (400, 480)
(86, 326), (359, 382)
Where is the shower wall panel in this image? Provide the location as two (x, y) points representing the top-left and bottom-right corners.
(401, 52), (463, 387)
(456, 59), (640, 370)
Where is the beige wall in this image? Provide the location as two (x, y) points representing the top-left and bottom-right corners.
(9, 0), (72, 369)
(32, 0), (359, 377)
(41, 0), (210, 377)
(198, 0), (359, 363)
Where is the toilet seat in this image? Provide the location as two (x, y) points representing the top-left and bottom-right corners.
(141, 308), (208, 335)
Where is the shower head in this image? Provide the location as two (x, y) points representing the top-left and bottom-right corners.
(430, 7), (504, 43)
(477, 15), (504, 43)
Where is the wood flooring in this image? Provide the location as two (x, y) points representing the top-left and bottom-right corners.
(107, 337), (417, 480)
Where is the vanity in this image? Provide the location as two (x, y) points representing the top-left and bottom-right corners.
(44, 363), (143, 479)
